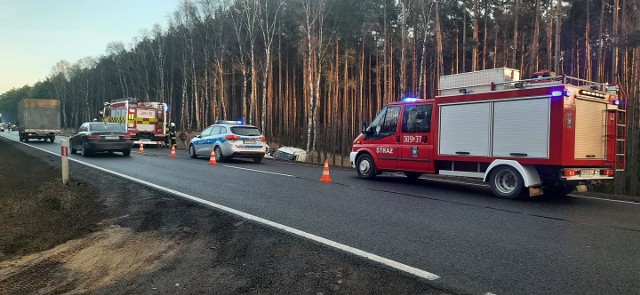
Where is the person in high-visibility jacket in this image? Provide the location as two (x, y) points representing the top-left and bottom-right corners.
(169, 122), (177, 147)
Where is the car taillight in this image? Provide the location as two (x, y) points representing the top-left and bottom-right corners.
(600, 169), (614, 176)
(88, 134), (100, 140)
(259, 135), (266, 141)
(562, 169), (577, 177)
(226, 134), (241, 140)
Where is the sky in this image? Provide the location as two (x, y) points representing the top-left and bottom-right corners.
(0, 0), (180, 94)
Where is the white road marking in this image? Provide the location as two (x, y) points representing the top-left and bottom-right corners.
(5, 133), (640, 208)
(14, 138), (441, 281)
(224, 165), (297, 178)
(572, 195), (640, 205)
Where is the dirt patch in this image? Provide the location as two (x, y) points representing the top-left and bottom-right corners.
(0, 138), (452, 295)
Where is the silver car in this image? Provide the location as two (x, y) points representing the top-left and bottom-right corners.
(189, 120), (267, 162)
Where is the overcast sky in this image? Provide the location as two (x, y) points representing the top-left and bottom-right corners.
(0, 0), (179, 94)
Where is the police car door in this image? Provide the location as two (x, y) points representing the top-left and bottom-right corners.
(399, 104), (435, 173)
(195, 125), (215, 155)
(365, 105), (401, 171)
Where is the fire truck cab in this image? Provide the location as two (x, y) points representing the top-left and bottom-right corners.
(101, 99), (169, 146)
(350, 68), (626, 199)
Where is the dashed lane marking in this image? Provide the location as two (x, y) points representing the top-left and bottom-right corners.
(224, 165), (297, 178)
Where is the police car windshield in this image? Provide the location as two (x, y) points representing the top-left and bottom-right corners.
(231, 126), (261, 136)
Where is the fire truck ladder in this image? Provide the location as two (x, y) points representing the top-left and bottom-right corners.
(615, 108), (626, 171)
(615, 83), (627, 172)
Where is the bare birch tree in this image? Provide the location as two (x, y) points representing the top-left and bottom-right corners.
(258, 0), (284, 133)
(301, 0), (329, 154)
(228, 0), (250, 123)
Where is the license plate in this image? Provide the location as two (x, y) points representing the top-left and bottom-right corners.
(105, 136), (119, 140)
(244, 140), (257, 144)
(580, 169), (595, 177)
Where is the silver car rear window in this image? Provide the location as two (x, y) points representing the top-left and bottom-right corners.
(90, 123), (125, 132)
(231, 126), (261, 136)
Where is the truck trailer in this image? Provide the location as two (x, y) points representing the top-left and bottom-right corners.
(350, 68), (626, 199)
(17, 99), (61, 142)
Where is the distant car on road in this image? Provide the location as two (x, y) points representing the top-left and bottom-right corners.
(189, 120), (267, 163)
(69, 122), (133, 157)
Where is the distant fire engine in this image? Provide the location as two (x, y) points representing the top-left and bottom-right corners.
(101, 99), (169, 145)
(350, 67), (626, 199)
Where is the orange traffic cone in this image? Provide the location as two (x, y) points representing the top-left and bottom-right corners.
(170, 144), (176, 158)
(320, 159), (333, 183)
(138, 143), (144, 154)
(208, 149), (218, 165)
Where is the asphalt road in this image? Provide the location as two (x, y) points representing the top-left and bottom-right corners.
(2, 132), (640, 295)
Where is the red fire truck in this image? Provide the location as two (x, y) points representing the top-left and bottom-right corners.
(350, 68), (626, 199)
(101, 99), (169, 146)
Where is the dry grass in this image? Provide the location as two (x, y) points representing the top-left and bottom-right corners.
(0, 142), (105, 261)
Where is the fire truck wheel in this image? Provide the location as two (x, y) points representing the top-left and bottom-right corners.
(544, 182), (574, 197)
(356, 154), (377, 180)
(404, 172), (422, 180)
(214, 146), (224, 162)
(489, 166), (524, 199)
(189, 145), (197, 158)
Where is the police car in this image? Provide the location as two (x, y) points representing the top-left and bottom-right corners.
(189, 120), (267, 162)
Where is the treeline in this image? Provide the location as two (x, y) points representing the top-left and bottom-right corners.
(1, 0), (640, 194)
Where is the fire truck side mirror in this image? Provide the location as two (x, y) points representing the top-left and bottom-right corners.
(361, 122), (367, 134)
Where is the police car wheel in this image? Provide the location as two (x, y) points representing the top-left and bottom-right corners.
(189, 145), (197, 158)
(214, 146), (224, 162)
(356, 154), (376, 180)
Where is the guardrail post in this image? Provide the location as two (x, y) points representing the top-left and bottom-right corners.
(61, 140), (69, 185)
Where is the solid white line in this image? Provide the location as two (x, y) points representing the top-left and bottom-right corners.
(15, 139), (441, 281)
(224, 165), (297, 178)
(572, 195), (640, 205)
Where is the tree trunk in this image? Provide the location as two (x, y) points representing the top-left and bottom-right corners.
(512, 0), (520, 68)
(585, 0), (592, 80)
(435, 0), (444, 80)
(472, 0), (479, 71)
(528, 0), (541, 75)
(554, 0), (561, 72)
